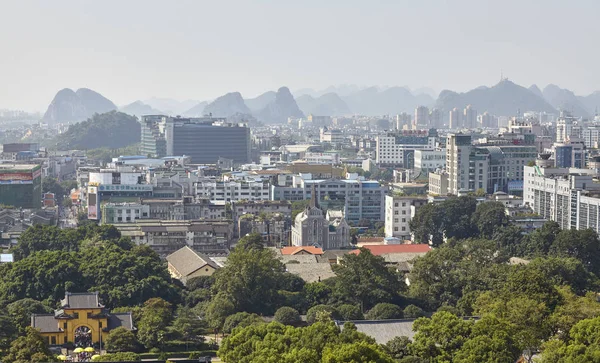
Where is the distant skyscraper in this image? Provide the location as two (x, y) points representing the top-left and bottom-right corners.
(478, 112), (495, 128)
(463, 105), (477, 129)
(449, 108), (462, 129)
(415, 106), (429, 128)
(429, 108), (442, 128)
(395, 113), (411, 130)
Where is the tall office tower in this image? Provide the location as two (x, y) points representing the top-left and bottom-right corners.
(414, 106), (430, 128)
(463, 105), (477, 129)
(141, 115), (251, 164)
(395, 113), (412, 130)
(449, 108), (462, 129)
(429, 108), (442, 128)
(446, 134), (472, 194)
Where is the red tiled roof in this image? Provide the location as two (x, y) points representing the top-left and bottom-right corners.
(350, 244), (431, 255)
(281, 246), (324, 255)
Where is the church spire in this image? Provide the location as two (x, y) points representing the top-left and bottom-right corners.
(310, 183), (319, 209)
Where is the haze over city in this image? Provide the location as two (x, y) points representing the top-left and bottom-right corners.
(2, 0), (600, 111)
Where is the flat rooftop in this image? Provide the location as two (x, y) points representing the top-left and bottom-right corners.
(0, 164), (40, 171)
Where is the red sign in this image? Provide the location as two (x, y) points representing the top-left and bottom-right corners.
(0, 172), (32, 181)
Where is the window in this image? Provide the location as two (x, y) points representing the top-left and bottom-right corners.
(401, 227), (406, 231)
(402, 218), (406, 222)
(99, 322), (103, 328)
(51, 336), (56, 345)
(63, 322), (67, 329)
(394, 227), (398, 231)
(402, 210), (406, 215)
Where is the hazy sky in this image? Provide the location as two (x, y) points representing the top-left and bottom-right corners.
(2, 0), (600, 111)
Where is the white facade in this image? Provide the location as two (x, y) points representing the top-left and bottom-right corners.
(414, 149), (446, 174)
(463, 105), (477, 129)
(429, 170), (449, 195)
(195, 180), (270, 202)
(414, 106), (429, 127)
(446, 134), (472, 194)
(376, 133), (436, 166)
(89, 170), (142, 185)
(449, 108), (462, 129)
(384, 195), (428, 240)
(304, 152), (340, 165)
(523, 165), (600, 231)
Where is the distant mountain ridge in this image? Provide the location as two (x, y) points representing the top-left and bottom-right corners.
(296, 93), (351, 116)
(43, 88), (117, 124)
(120, 101), (163, 116)
(256, 87), (304, 123)
(435, 80), (557, 117)
(542, 84), (590, 118)
(203, 92), (250, 118)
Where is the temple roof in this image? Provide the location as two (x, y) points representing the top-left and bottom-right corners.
(61, 292), (104, 309)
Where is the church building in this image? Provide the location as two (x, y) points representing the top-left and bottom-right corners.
(291, 186), (350, 249)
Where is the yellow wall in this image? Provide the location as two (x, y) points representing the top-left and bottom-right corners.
(168, 262), (216, 283)
(40, 308), (110, 346)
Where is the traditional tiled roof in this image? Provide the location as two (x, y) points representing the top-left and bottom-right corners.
(107, 313), (135, 331)
(166, 246), (220, 277)
(31, 314), (62, 333)
(280, 246), (324, 255)
(285, 263), (336, 283)
(349, 244), (431, 255)
(61, 292), (103, 309)
(338, 319), (418, 344)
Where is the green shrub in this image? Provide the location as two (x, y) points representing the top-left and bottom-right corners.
(92, 352), (140, 361)
(403, 304), (427, 319)
(274, 306), (301, 325)
(365, 303), (403, 320)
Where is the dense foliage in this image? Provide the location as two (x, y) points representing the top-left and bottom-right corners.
(52, 111), (140, 150)
(1, 225), (181, 308)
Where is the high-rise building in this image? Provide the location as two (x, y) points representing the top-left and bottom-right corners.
(478, 112), (496, 128)
(463, 105), (477, 129)
(449, 108), (462, 129)
(446, 134), (472, 193)
(446, 134), (536, 195)
(414, 106), (429, 128)
(395, 113), (412, 130)
(556, 111), (577, 143)
(0, 164), (42, 208)
(141, 115), (251, 164)
(429, 108), (442, 128)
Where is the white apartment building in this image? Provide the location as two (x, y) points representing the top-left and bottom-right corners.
(384, 195), (428, 240)
(376, 131), (437, 166)
(583, 125), (600, 149)
(523, 164), (600, 231)
(449, 108), (462, 129)
(415, 106), (429, 127)
(463, 105), (477, 129)
(320, 128), (344, 144)
(194, 179), (270, 202)
(304, 152), (340, 165)
(414, 149), (446, 175)
(429, 170), (449, 195)
(446, 134), (472, 193)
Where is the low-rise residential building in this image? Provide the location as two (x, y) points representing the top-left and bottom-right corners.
(114, 220), (234, 256)
(194, 179), (270, 202)
(384, 195), (428, 240)
(429, 170), (449, 195)
(414, 149), (446, 175)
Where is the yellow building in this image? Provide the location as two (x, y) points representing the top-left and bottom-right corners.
(31, 292), (133, 347)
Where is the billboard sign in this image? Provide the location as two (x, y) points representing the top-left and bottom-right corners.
(87, 186), (98, 220)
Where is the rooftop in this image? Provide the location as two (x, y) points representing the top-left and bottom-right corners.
(350, 244), (432, 256)
(166, 246), (220, 277)
(280, 246), (324, 255)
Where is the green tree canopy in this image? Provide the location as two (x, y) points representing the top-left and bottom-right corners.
(3, 327), (54, 363)
(137, 298), (173, 349)
(274, 306), (301, 325)
(365, 303), (404, 320)
(104, 327), (138, 353)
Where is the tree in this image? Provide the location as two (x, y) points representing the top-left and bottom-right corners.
(409, 312), (473, 362)
(222, 312), (264, 333)
(42, 177), (64, 198)
(218, 321), (384, 363)
(333, 248), (404, 311)
(0, 313), (18, 357)
(274, 306), (301, 325)
(471, 201), (509, 239)
(235, 233), (264, 250)
(322, 341), (395, 363)
(303, 281), (333, 308)
(549, 286), (600, 341)
(169, 306), (205, 343)
(104, 327), (138, 352)
(291, 200), (310, 220)
(3, 327), (54, 363)
(92, 352), (140, 362)
(137, 298), (172, 349)
(336, 304), (364, 320)
(6, 298), (52, 334)
(384, 336), (412, 360)
(519, 221), (561, 257)
(307, 305), (337, 325)
(403, 305), (426, 319)
(453, 315), (521, 363)
(210, 242), (286, 315)
(539, 316), (600, 363)
(365, 303), (404, 320)
(550, 228), (600, 276)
